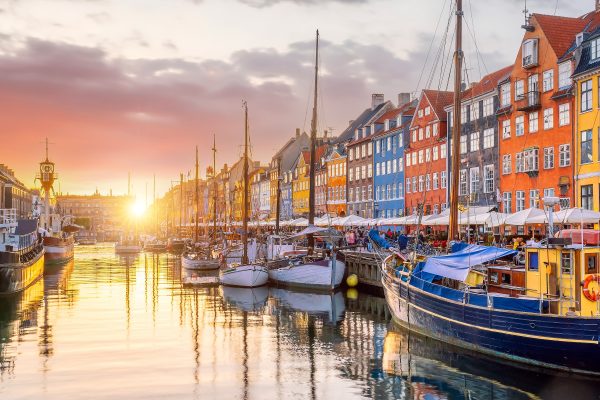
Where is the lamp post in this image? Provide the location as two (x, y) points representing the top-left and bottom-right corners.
(543, 196), (560, 238)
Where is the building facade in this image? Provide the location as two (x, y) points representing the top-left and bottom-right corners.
(325, 145), (347, 217)
(0, 164), (33, 219)
(405, 90), (453, 216)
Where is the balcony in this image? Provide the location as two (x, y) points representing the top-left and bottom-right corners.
(516, 91), (540, 112)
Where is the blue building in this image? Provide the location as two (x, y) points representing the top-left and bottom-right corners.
(373, 98), (416, 219)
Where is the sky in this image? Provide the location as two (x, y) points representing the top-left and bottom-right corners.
(0, 0), (591, 201)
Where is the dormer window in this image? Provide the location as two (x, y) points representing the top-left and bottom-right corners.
(522, 38), (538, 68)
(424, 106), (431, 116)
(591, 38), (600, 61)
(384, 119), (390, 131)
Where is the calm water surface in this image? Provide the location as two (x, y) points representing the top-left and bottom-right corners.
(1, 244), (599, 400)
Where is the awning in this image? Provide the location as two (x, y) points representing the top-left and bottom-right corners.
(422, 244), (517, 282)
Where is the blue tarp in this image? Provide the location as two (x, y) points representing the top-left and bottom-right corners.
(369, 229), (390, 249)
(422, 245), (517, 282)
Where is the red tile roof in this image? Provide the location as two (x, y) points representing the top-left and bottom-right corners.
(533, 14), (588, 58)
(461, 65), (513, 101)
(423, 90), (454, 120)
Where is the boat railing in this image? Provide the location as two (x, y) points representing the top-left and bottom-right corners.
(0, 208), (17, 228)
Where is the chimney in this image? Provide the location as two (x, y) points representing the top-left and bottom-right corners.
(371, 93), (385, 109)
(397, 92), (410, 107)
(295, 128), (300, 138)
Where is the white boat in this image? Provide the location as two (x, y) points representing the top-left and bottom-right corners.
(181, 251), (220, 270)
(268, 256), (345, 290)
(221, 238), (259, 264)
(221, 285), (269, 311)
(219, 264), (268, 287)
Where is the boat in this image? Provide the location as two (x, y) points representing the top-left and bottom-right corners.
(166, 237), (185, 253)
(182, 145), (220, 270)
(219, 103), (268, 287)
(266, 31), (345, 291)
(43, 233), (75, 265)
(0, 210), (45, 295)
(115, 237), (142, 254)
(144, 239), (166, 253)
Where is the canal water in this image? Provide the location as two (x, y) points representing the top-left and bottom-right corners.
(1, 244), (599, 400)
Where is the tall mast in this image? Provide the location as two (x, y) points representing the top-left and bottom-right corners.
(195, 146), (199, 244)
(448, 0), (463, 243)
(308, 29), (319, 252)
(242, 101), (250, 264)
(179, 173), (183, 237)
(212, 134), (218, 236)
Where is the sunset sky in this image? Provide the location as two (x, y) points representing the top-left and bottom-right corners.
(0, 0), (590, 200)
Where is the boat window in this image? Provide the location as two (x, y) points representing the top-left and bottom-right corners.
(501, 273), (511, 285)
(528, 252), (539, 271)
(490, 271), (499, 284)
(561, 252), (572, 274)
(585, 254), (598, 274)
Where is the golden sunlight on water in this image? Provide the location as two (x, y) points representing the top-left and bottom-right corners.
(0, 244), (597, 400)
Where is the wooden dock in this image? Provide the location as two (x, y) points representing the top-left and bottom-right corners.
(342, 250), (385, 290)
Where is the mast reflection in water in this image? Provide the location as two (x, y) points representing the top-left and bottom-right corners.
(0, 243), (598, 399)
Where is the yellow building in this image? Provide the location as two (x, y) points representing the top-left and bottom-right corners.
(574, 34), (600, 210)
(292, 151), (310, 217)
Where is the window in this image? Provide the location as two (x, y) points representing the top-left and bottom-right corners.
(559, 103), (570, 126)
(502, 154), (512, 174)
(503, 192), (512, 213)
(426, 125), (431, 138)
(522, 38), (538, 67)
(542, 69), (554, 92)
(483, 128), (494, 149)
(543, 147), (554, 169)
(469, 167), (479, 194)
(591, 38), (600, 60)
(425, 148), (431, 162)
(500, 83), (510, 106)
(440, 143), (447, 159)
(412, 130), (416, 142)
(425, 106), (431, 115)
(543, 108), (553, 130)
(561, 252), (573, 274)
(515, 115), (524, 136)
(581, 130), (593, 164)
(544, 188), (555, 199)
(470, 132), (480, 152)
(418, 128), (423, 140)
(582, 184), (594, 210)
(392, 158), (397, 173)
(461, 105), (468, 123)
(367, 164), (373, 178)
(502, 119), (511, 139)
(349, 149), (354, 162)
(516, 190), (525, 212)
(530, 189), (539, 208)
(425, 174), (431, 191)
(515, 80), (524, 100)
(558, 62), (572, 89)
(529, 112), (538, 133)
(418, 109), (423, 118)
(392, 183), (397, 199)
(362, 144), (367, 158)
(581, 79), (593, 112)
(418, 175), (424, 192)
(418, 150), (424, 164)
(433, 172), (439, 190)
(398, 134), (403, 147)
(470, 102), (480, 121)
(523, 148), (539, 172)
(376, 163), (380, 176)
(586, 254), (598, 274)
(386, 184), (390, 199)
(406, 178), (411, 194)
(459, 169), (468, 195)
(484, 164), (494, 193)
(412, 177), (417, 193)
(558, 144), (571, 167)
(515, 152), (523, 173)
(433, 124), (438, 136)
(412, 152), (417, 165)
(460, 135), (467, 154)
(482, 98), (493, 117)
(349, 168), (354, 182)
(375, 140), (381, 154)
(398, 182), (403, 198)
(406, 154), (411, 167)
(441, 171), (447, 188)
(432, 146), (438, 161)
(386, 160), (391, 174)
(367, 142), (372, 156)
(399, 157), (403, 171)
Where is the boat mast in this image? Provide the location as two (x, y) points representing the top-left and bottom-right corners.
(180, 172), (183, 238)
(212, 135), (218, 237)
(242, 101), (250, 264)
(448, 0), (463, 244)
(308, 29), (319, 252)
(154, 174), (157, 237)
(195, 145), (199, 244)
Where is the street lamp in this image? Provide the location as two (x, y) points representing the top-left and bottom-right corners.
(543, 196), (560, 237)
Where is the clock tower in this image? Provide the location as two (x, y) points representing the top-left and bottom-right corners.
(39, 138), (56, 230)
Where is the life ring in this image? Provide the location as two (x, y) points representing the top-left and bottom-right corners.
(582, 274), (600, 302)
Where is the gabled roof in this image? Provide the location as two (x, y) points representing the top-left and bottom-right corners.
(533, 14), (588, 59)
(462, 65), (513, 101)
(372, 101), (417, 139)
(335, 101), (392, 144)
(422, 90), (454, 121)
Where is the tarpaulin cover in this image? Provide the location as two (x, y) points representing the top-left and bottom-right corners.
(369, 229), (390, 249)
(422, 245), (517, 282)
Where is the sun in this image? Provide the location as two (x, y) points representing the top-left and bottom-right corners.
(130, 201), (146, 218)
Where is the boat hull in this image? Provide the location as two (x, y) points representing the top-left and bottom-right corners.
(220, 264), (268, 287)
(181, 254), (220, 270)
(43, 236), (74, 265)
(382, 270), (600, 375)
(0, 249), (45, 295)
(268, 259), (345, 290)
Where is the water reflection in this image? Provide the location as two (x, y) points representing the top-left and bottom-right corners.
(1, 245), (599, 399)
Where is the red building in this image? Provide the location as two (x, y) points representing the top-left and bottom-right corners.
(404, 90), (453, 216)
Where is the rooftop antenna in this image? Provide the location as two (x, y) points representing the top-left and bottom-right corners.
(521, 0), (534, 31)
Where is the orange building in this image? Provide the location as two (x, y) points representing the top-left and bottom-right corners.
(497, 14), (598, 214)
(325, 145), (347, 216)
(404, 90), (453, 216)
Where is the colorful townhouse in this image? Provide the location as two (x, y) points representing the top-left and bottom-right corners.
(343, 94), (395, 217)
(496, 13), (600, 214)
(315, 152), (328, 217)
(372, 96), (416, 219)
(445, 66), (512, 208)
(574, 24), (600, 210)
(325, 144), (347, 217)
(405, 90), (453, 216)
(292, 144), (327, 218)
